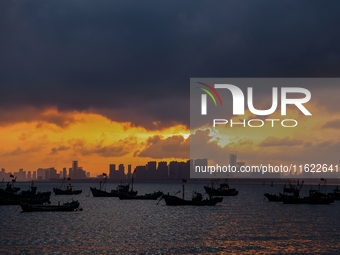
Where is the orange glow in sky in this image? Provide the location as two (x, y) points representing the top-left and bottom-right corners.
(0, 108), (190, 176)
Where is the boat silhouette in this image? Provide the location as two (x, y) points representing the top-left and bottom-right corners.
(90, 174), (137, 197)
(119, 191), (163, 200)
(21, 200), (81, 212)
(0, 181), (51, 205)
(204, 179), (238, 197)
(161, 181), (223, 206)
(53, 178), (82, 195)
(327, 185), (340, 200)
(264, 180), (303, 202)
(283, 181), (334, 205)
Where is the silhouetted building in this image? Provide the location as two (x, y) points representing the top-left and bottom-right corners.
(63, 168), (67, 179)
(127, 164), (132, 180)
(45, 170), (50, 180)
(229, 153), (237, 166)
(146, 161), (157, 179)
(157, 161), (168, 179)
(109, 164), (116, 179)
(118, 164), (125, 180)
(135, 165), (147, 180)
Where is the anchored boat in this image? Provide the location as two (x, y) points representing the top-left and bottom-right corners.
(21, 200), (81, 212)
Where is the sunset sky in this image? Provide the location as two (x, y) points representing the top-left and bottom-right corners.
(1, 1), (340, 176)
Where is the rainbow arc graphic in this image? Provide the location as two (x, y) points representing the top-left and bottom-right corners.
(197, 82), (222, 115)
(197, 82), (223, 106)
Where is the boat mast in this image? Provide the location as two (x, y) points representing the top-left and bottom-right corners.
(182, 183), (184, 200)
(103, 176), (107, 191)
(60, 177), (65, 189)
(131, 176), (134, 192)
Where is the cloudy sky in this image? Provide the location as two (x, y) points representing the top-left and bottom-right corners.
(1, 1), (340, 175)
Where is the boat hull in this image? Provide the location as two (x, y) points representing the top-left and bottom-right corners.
(204, 186), (238, 196)
(90, 187), (118, 197)
(283, 196), (334, 205)
(163, 195), (223, 206)
(90, 187), (137, 197)
(0, 196), (50, 205)
(264, 193), (282, 202)
(119, 192), (163, 200)
(53, 188), (82, 195)
(21, 201), (80, 212)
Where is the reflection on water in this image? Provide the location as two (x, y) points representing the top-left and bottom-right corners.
(1, 182), (340, 254)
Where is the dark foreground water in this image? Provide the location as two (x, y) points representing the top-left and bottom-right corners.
(1, 182), (340, 254)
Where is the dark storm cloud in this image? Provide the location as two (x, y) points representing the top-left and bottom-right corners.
(137, 135), (190, 159)
(259, 136), (304, 147)
(1, 0), (340, 129)
(67, 136), (138, 157)
(322, 119), (340, 129)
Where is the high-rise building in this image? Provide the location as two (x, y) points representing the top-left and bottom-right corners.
(182, 160), (191, 180)
(229, 153), (237, 166)
(72, 161), (78, 178)
(109, 164), (116, 179)
(157, 161), (168, 179)
(194, 158), (208, 169)
(63, 168), (67, 179)
(37, 168), (45, 180)
(118, 164), (125, 180)
(33, 171), (37, 180)
(45, 170), (50, 180)
(169, 161), (179, 179)
(135, 165), (146, 180)
(27, 171), (32, 180)
(146, 161), (157, 180)
(18, 168), (26, 181)
(49, 167), (57, 179)
(127, 164), (132, 180)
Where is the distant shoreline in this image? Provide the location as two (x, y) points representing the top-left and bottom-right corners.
(8, 178), (340, 185)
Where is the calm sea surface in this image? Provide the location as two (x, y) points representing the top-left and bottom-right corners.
(1, 182), (340, 255)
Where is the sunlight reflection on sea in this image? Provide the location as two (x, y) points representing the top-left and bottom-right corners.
(1, 182), (340, 254)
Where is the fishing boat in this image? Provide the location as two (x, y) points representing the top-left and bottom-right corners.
(0, 181), (51, 205)
(53, 178), (82, 195)
(161, 182), (223, 206)
(17, 181), (51, 198)
(163, 192), (223, 206)
(282, 192), (334, 205)
(0, 196), (50, 205)
(119, 191), (163, 200)
(327, 185), (340, 200)
(264, 180), (303, 202)
(263, 193), (282, 202)
(0, 180), (20, 194)
(21, 200), (81, 212)
(204, 179), (238, 197)
(90, 174), (137, 197)
(283, 181), (334, 205)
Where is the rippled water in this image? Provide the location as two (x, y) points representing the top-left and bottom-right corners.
(1, 182), (340, 254)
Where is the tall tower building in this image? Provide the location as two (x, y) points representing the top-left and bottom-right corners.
(72, 161), (78, 178)
(229, 153), (237, 166)
(63, 168), (67, 179)
(109, 164), (116, 179)
(128, 164), (132, 180)
(118, 164), (125, 180)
